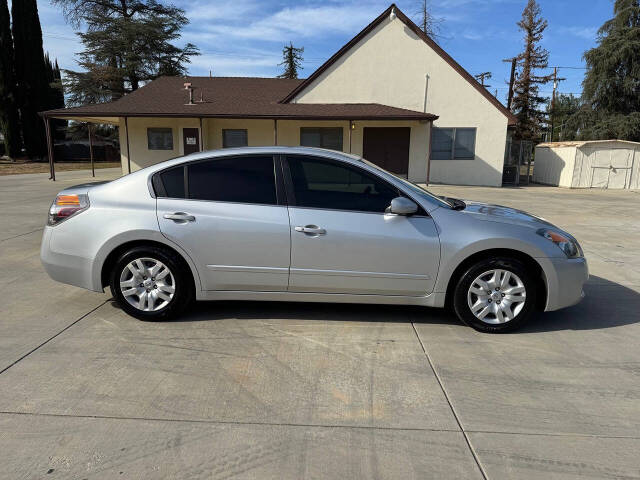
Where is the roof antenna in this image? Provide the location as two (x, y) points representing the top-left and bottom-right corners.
(389, 7), (396, 21)
(209, 69), (212, 78)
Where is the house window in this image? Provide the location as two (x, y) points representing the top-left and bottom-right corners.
(223, 129), (248, 148)
(431, 127), (476, 160)
(147, 128), (173, 150)
(300, 127), (343, 151)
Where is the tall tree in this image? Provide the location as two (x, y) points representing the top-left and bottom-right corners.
(413, 0), (444, 39)
(278, 42), (304, 79)
(565, 0), (640, 141)
(45, 54), (67, 141)
(12, 0), (50, 158)
(545, 94), (582, 141)
(0, 0), (20, 158)
(510, 0), (553, 141)
(52, 0), (199, 104)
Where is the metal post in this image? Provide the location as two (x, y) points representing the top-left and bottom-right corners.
(44, 116), (56, 181)
(273, 119), (278, 145)
(88, 123), (95, 177)
(199, 117), (204, 151)
(348, 120), (353, 153)
(124, 117), (131, 174)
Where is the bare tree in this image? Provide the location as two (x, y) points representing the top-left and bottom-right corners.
(413, 0), (444, 39)
(278, 42), (304, 79)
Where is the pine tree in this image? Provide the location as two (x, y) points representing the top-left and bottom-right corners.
(12, 0), (50, 158)
(565, 0), (640, 141)
(510, 0), (553, 141)
(0, 0), (21, 158)
(545, 94), (582, 141)
(278, 43), (304, 79)
(52, 0), (199, 104)
(413, 0), (443, 39)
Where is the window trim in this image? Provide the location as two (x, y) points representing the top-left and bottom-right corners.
(431, 127), (477, 160)
(300, 127), (344, 151)
(222, 128), (248, 148)
(151, 154), (286, 206)
(282, 154), (428, 216)
(147, 127), (174, 151)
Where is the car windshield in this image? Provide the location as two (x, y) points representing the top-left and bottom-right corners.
(360, 158), (454, 209)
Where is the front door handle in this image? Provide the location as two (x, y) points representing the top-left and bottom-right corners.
(163, 212), (195, 222)
(295, 225), (326, 235)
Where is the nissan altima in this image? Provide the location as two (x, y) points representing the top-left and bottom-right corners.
(41, 147), (588, 332)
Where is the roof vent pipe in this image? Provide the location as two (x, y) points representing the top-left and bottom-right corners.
(184, 82), (195, 105)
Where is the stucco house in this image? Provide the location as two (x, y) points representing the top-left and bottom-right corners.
(43, 4), (516, 186)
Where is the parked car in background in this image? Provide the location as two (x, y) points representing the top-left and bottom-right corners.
(41, 147), (587, 332)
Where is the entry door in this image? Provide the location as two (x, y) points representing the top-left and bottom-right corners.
(156, 155), (290, 291)
(285, 155), (440, 296)
(363, 127), (411, 175)
(183, 128), (200, 155)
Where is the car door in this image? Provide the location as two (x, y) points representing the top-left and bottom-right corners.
(155, 154), (290, 291)
(284, 155), (440, 296)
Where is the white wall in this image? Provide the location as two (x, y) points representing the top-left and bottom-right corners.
(533, 146), (576, 187)
(292, 16), (510, 186)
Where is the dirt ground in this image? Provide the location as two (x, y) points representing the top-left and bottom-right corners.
(0, 160), (121, 176)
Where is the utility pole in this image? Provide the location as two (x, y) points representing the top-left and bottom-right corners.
(474, 72), (492, 88)
(549, 67), (566, 142)
(503, 57), (518, 110)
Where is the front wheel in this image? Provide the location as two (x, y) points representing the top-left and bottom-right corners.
(453, 257), (537, 333)
(109, 246), (193, 321)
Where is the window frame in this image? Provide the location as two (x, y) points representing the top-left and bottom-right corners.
(300, 127), (344, 151)
(282, 154), (428, 216)
(222, 129), (248, 148)
(430, 127), (477, 160)
(147, 127), (174, 151)
(151, 154), (286, 207)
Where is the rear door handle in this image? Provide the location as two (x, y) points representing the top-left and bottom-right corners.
(295, 225), (326, 235)
(163, 212), (195, 222)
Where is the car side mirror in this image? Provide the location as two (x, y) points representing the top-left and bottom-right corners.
(389, 197), (418, 215)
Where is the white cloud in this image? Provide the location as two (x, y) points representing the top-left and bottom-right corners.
(557, 26), (598, 40)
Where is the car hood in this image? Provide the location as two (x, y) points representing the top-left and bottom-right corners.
(459, 201), (555, 229)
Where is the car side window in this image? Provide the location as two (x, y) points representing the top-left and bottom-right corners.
(187, 155), (277, 205)
(157, 166), (185, 198)
(286, 155), (399, 213)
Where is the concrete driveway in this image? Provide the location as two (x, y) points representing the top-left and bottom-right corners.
(1, 170), (639, 479)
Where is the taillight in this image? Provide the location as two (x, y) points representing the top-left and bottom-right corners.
(48, 194), (90, 226)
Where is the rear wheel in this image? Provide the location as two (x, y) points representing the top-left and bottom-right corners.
(109, 246), (193, 321)
(453, 257), (537, 333)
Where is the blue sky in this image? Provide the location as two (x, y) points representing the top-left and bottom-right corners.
(32, 0), (615, 105)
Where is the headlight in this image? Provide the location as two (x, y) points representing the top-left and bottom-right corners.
(48, 194), (90, 226)
(537, 228), (583, 258)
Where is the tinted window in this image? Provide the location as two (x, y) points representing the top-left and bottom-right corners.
(453, 128), (476, 159)
(148, 128), (173, 150)
(300, 127), (343, 151)
(159, 166), (185, 198)
(287, 156), (399, 213)
(187, 155), (277, 205)
(223, 129), (248, 148)
(431, 128), (454, 159)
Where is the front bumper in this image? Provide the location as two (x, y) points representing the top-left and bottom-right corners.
(538, 256), (589, 311)
(40, 226), (98, 291)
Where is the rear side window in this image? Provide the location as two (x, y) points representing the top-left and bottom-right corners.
(187, 155), (277, 205)
(157, 166), (185, 198)
(287, 155), (399, 213)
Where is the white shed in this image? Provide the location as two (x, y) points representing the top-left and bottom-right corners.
(534, 140), (640, 189)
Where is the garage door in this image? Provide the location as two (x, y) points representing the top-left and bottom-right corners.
(362, 127), (410, 175)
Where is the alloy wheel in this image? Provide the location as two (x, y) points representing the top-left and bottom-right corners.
(467, 269), (526, 324)
(119, 257), (176, 312)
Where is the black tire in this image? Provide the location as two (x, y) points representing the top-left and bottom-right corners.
(109, 245), (194, 321)
(453, 257), (537, 333)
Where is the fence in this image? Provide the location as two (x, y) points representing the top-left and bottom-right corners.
(503, 139), (533, 186)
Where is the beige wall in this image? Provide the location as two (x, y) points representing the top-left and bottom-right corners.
(533, 146), (577, 187)
(120, 117), (431, 182)
(119, 117), (200, 174)
(291, 15), (510, 187)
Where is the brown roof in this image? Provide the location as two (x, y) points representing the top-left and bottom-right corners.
(43, 76), (437, 121)
(281, 4), (517, 126)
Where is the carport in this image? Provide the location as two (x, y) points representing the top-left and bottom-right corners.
(534, 139), (640, 189)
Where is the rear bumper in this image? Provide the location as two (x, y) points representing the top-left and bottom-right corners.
(539, 256), (589, 311)
(40, 227), (101, 291)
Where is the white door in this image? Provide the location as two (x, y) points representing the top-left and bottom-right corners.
(156, 155), (290, 291)
(285, 155), (440, 296)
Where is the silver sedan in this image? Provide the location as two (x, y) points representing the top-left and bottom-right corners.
(41, 147), (588, 332)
